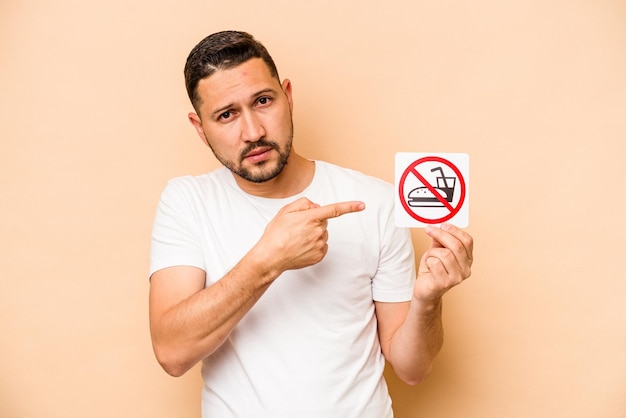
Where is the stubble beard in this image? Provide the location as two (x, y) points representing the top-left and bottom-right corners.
(209, 123), (294, 183)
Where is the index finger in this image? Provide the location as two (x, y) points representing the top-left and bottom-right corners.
(310, 201), (366, 220)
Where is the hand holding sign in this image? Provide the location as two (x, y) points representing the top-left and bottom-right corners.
(413, 223), (474, 302)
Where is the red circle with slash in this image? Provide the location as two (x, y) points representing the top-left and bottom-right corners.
(398, 156), (466, 224)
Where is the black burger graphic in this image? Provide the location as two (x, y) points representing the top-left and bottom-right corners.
(407, 167), (456, 207)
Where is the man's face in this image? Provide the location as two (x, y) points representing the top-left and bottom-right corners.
(189, 58), (294, 183)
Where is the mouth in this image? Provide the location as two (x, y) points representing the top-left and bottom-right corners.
(243, 146), (273, 163)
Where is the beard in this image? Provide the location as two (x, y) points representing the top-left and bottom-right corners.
(208, 122), (294, 183)
(233, 138), (292, 183)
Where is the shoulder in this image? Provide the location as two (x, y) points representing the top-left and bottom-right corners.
(316, 161), (392, 193)
(155, 168), (237, 218)
(160, 168), (231, 200)
(310, 161), (396, 231)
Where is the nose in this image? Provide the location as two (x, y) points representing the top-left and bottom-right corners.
(240, 110), (266, 142)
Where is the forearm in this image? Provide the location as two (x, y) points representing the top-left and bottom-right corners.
(387, 297), (444, 385)
(150, 249), (280, 377)
(385, 224), (473, 384)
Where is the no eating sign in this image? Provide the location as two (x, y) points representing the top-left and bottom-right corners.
(395, 153), (470, 228)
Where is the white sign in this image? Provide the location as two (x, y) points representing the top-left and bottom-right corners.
(395, 152), (470, 228)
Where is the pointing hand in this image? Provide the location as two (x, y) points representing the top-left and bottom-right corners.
(259, 197), (365, 273)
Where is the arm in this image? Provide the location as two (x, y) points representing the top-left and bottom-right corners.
(149, 254), (276, 377)
(149, 198), (365, 377)
(376, 223), (473, 385)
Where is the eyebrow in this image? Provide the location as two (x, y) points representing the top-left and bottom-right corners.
(210, 88), (279, 118)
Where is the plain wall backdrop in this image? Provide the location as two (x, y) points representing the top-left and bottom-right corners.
(1, 0), (625, 417)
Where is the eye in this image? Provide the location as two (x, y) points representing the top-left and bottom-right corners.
(257, 96), (272, 106)
(218, 110), (232, 120)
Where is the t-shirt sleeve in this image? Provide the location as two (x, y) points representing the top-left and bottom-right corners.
(371, 200), (416, 302)
(149, 179), (205, 278)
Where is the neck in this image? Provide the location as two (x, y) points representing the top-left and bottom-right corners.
(232, 151), (315, 198)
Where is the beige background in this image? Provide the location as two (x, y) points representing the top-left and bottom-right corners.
(2, 0), (625, 417)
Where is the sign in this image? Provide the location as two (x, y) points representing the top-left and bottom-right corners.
(395, 153), (469, 228)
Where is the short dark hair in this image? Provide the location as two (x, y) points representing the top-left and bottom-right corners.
(184, 31), (280, 111)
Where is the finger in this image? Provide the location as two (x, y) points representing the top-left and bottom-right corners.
(425, 256), (450, 280)
(310, 201), (366, 221)
(281, 197), (320, 214)
(426, 224), (473, 263)
(424, 247), (467, 282)
(441, 224), (474, 256)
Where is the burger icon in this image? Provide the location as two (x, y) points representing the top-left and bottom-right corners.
(407, 167), (456, 207)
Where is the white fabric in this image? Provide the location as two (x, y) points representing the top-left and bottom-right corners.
(150, 161), (416, 418)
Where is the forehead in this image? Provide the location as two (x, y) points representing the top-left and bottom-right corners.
(195, 58), (280, 113)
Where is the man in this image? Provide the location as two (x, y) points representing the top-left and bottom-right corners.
(149, 31), (473, 418)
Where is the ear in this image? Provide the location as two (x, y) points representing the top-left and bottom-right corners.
(281, 79), (293, 112)
(188, 112), (209, 147)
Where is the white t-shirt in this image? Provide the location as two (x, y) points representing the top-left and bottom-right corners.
(150, 161), (416, 418)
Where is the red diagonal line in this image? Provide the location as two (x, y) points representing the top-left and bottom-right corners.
(410, 168), (455, 211)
